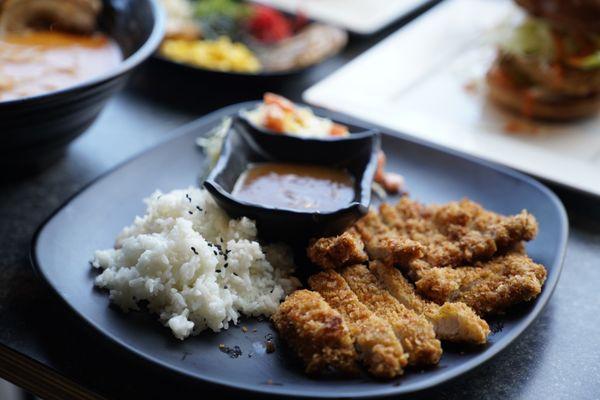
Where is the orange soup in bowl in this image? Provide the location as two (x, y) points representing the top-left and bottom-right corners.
(0, 31), (121, 102)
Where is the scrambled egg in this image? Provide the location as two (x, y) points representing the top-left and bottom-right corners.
(160, 36), (261, 73)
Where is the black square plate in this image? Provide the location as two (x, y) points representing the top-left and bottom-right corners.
(31, 102), (568, 398)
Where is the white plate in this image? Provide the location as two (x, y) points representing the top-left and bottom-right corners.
(304, 0), (600, 197)
(252, 0), (435, 34)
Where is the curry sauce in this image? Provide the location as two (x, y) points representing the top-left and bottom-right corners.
(232, 162), (355, 212)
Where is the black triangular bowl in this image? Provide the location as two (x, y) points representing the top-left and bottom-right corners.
(204, 125), (380, 241)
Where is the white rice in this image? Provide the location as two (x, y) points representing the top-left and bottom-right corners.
(92, 187), (300, 340)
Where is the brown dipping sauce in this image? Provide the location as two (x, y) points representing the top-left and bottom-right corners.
(0, 31), (122, 102)
(233, 163), (355, 212)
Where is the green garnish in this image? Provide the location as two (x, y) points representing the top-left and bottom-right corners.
(196, 117), (231, 181)
(195, 0), (250, 20)
(568, 51), (600, 70)
(500, 18), (554, 60)
(194, 0), (251, 40)
(500, 17), (600, 70)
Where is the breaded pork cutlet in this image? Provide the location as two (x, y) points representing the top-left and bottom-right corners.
(307, 227), (368, 270)
(415, 251), (547, 316)
(272, 290), (358, 376)
(369, 261), (490, 344)
(309, 271), (407, 379)
(341, 265), (442, 366)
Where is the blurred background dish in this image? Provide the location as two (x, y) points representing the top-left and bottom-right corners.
(253, 0), (439, 35)
(0, 0), (164, 168)
(304, 0), (600, 198)
(486, 0), (600, 120)
(154, 0), (347, 79)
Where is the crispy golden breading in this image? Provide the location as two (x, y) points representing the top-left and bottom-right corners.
(355, 212), (430, 280)
(294, 196), (546, 379)
(309, 271), (407, 379)
(415, 252), (547, 315)
(341, 265), (442, 365)
(369, 261), (490, 344)
(272, 290), (358, 376)
(378, 197), (538, 270)
(354, 211), (425, 270)
(353, 198), (538, 281)
(307, 227), (368, 270)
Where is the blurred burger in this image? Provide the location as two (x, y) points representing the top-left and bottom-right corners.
(486, 0), (600, 120)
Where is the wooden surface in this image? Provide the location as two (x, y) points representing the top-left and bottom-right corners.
(1, 3), (600, 399)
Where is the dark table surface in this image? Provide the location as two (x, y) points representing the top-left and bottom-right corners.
(2, 5), (600, 399)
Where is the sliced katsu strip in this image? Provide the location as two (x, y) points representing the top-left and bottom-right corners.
(379, 197), (538, 270)
(354, 211), (425, 274)
(272, 290), (358, 376)
(309, 270), (407, 379)
(341, 265), (442, 366)
(415, 251), (547, 316)
(369, 261), (490, 344)
(307, 227), (368, 270)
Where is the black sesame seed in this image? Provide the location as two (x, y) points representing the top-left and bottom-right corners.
(196, 206), (203, 212)
(216, 269), (221, 273)
(191, 247), (198, 255)
(219, 344), (242, 358)
(224, 263), (228, 268)
(213, 250), (218, 256)
(233, 272), (238, 277)
(188, 211), (193, 215)
(224, 285), (228, 289)
(186, 194), (191, 202)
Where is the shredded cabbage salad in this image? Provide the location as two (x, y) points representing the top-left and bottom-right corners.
(196, 117), (231, 179)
